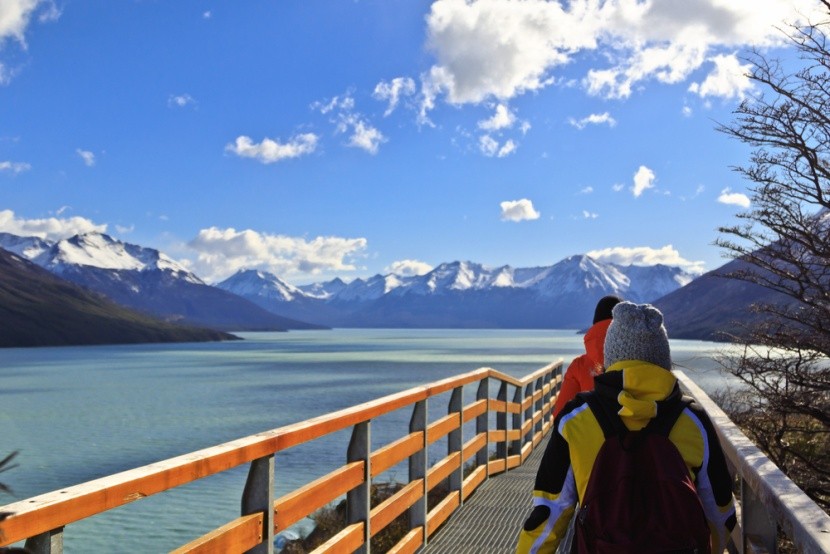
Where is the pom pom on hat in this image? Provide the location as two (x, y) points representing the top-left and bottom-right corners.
(603, 301), (672, 370)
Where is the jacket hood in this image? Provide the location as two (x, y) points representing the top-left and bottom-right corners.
(583, 318), (612, 369)
(596, 360), (678, 430)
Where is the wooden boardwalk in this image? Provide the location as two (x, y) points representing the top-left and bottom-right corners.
(424, 436), (549, 553)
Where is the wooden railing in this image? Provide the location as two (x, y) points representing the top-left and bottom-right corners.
(0, 361), (564, 553)
(675, 370), (830, 554)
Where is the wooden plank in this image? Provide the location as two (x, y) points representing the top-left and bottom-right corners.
(505, 400), (522, 414)
(490, 399), (508, 413)
(506, 429), (521, 442)
(274, 461), (364, 532)
(426, 492), (460, 537)
(487, 458), (507, 477)
(521, 397), (533, 411)
(463, 465), (487, 500)
(487, 430), (507, 443)
(461, 433), (487, 463)
(507, 454), (521, 469)
(369, 480), (424, 537)
(386, 528), (424, 554)
(371, 432), (423, 478)
(521, 420), (532, 435)
(521, 442), (532, 460)
(427, 452), (461, 492)
(463, 399), (487, 423)
(171, 513), (263, 554)
(426, 413), (460, 445)
(311, 522), (365, 554)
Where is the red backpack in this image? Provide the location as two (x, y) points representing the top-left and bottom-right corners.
(574, 392), (711, 554)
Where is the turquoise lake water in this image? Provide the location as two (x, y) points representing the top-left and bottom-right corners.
(0, 329), (739, 552)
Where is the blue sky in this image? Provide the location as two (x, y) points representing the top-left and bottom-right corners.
(0, 0), (824, 284)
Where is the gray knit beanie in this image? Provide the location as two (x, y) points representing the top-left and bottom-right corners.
(603, 301), (672, 370)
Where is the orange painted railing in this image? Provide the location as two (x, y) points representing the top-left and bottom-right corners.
(0, 361), (563, 553)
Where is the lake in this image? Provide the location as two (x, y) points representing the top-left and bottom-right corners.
(0, 329), (739, 552)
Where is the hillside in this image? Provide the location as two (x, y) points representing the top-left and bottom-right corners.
(0, 249), (238, 347)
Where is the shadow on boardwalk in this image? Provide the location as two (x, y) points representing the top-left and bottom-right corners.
(424, 436), (549, 553)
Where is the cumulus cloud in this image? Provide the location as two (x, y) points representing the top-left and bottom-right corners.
(717, 187), (751, 208)
(225, 133), (319, 164)
(76, 149), (95, 167)
(346, 118), (386, 154)
(688, 54), (753, 99)
(373, 77), (416, 116)
(0, 209), (106, 241)
(418, 0), (823, 116)
(478, 104), (516, 131)
(582, 210), (599, 219)
(632, 165), (656, 197)
(0, 160), (30, 173)
(168, 93), (196, 108)
(569, 112), (617, 130)
(479, 135), (517, 157)
(587, 244), (705, 273)
(316, 92), (387, 154)
(186, 226), (368, 283)
(385, 259), (434, 276)
(500, 198), (540, 222)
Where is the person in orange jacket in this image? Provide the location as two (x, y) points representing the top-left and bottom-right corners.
(551, 295), (621, 420)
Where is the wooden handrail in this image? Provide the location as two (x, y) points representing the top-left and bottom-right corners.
(0, 362), (564, 552)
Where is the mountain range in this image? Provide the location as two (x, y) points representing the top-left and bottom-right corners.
(0, 248), (236, 347)
(1, 229), (795, 345)
(217, 256), (698, 329)
(0, 232), (325, 332)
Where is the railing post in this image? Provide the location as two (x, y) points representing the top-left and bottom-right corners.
(24, 527), (63, 554)
(242, 454), (275, 554)
(534, 376), (544, 436)
(476, 378), (489, 473)
(448, 386), (463, 496)
(543, 371), (552, 421)
(741, 477), (777, 554)
(409, 399), (428, 548)
(348, 421), (371, 554)
(524, 382), (534, 447)
(512, 385), (522, 458)
(496, 381), (508, 462)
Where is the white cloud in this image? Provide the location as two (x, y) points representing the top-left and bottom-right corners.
(168, 93), (196, 108)
(185, 226), (368, 283)
(632, 165), (656, 197)
(568, 112), (617, 130)
(203, 11), (212, 19)
(612, 183), (625, 192)
(582, 210), (599, 219)
(418, 0), (824, 115)
(717, 187), (751, 208)
(0, 209), (106, 241)
(682, 105), (693, 117)
(478, 104), (516, 131)
(373, 77), (416, 116)
(689, 54), (753, 99)
(500, 198), (540, 222)
(0, 160), (30, 173)
(115, 224), (134, 234)
(587, 244), (705, 273)
(479, 135), (517, 158)
(347, 119), (386, 154)
(579, 186), (594, 194)
(76, 149), (95, 167)
(225, 133), (319, 164)
(0, 0), (46, 45)
(385, 259), (433, 276)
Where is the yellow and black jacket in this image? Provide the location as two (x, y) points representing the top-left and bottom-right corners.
(516, 360), (736, 554)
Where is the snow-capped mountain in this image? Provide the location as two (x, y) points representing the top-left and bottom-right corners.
(218, 255), (699, 329)
(0, 232), (324, 331)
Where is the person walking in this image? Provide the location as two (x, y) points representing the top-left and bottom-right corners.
(517, 302), (736, 554)
(552, 295), (621, 420)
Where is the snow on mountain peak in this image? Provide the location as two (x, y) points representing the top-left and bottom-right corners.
(217, 269), (302, 302)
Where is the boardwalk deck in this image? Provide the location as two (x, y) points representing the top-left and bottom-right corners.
(424, 435), (549, 553)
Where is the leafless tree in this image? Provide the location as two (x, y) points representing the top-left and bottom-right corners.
(715, 1), (830, 511)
